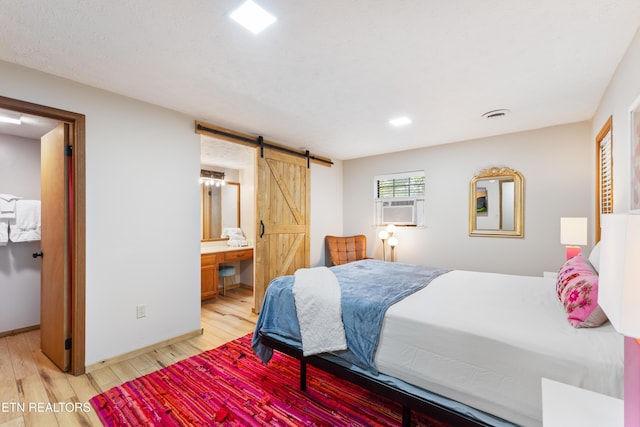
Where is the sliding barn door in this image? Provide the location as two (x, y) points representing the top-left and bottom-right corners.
(254, 148), (310, 313)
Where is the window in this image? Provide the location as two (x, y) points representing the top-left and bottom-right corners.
(374, 171), (425, 226)
(595, 116), (613, 242)
(376, 173), (425, 198)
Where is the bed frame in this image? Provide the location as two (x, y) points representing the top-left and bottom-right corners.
(259, 333), (508, 427)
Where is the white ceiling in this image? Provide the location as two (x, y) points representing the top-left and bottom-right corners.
(1, 1), (639, 161)
(0, 108), (59, 140)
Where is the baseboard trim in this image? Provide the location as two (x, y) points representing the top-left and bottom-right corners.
(219, 282), (254, 293)
(0, 324), (39, 338)
(85, 328), (204, 373)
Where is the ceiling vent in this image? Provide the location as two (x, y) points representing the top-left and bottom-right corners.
(481, 109), (510, 119)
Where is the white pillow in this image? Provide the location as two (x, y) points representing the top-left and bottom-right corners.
(588, 242), (601, 273)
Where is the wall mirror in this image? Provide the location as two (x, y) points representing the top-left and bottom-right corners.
(469, 166), (524, 237)
(201, 177), (241, 241)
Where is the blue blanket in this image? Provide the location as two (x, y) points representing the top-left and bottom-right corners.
(252, 259), (449, 373)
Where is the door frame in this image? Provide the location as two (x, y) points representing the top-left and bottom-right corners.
(0, 95), (86, 375)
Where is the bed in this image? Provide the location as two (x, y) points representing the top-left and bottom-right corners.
(252, 259), (623, 427)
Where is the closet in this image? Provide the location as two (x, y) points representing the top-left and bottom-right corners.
(0, 127), (46, 334)
(0, 96), (87, 376)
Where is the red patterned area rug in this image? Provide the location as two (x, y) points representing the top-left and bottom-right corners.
(90, 333), (453, 426)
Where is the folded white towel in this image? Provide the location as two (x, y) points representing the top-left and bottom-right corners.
(0, 219), (8, 246)
(9, 200), (41, 242)
(0, 194), (22, 219)
(227, 239), (248, 247)
(0, 193), (21, 203)
(292, 266), (347, 356)
(222, 227), (245, 239)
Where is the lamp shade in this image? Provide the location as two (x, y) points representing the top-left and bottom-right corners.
(560, 217), (588, 245)
(599, 214), (640, 338)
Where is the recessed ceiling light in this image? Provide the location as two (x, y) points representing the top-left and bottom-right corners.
(389, 116), (412, 127)
(229, 0), (277, 35)
(481, 109), (510, 119)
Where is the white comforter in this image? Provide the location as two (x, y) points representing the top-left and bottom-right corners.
(375, 270), (623, 427)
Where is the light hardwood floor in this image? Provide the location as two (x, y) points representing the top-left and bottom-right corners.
(0, 288), (258, 427)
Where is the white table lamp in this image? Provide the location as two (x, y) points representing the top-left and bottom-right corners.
(378, 230), (389, 261)
(388, 236), (398, 262)
(560, 217), (588, 260)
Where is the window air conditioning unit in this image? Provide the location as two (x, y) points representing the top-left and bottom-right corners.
(381, 199), (417, 225)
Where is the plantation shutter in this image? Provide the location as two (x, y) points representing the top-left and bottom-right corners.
(599, 132), (613, 215)
(595, 117), (613, 242)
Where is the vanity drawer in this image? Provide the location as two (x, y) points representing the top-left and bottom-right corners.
(201, 252), (222, 266)
(223, 248), (253, 262)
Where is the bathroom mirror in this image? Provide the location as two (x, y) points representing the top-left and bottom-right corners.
(469, 166), (524, 237)
(201, 181), (240, 241)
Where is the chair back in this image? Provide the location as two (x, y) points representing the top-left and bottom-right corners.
(325, 235), (367, 266)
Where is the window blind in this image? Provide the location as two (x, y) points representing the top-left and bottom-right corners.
(599, 131), (613, 215)
(376, 174), (425, 199)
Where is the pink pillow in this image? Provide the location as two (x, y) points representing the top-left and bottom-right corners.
(556, 253), (608, 328)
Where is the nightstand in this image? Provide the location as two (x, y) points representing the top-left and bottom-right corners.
(541, 378), (623, 426)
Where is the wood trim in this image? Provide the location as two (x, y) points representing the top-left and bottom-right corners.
(0, 95), (86, 375)
(85, 328), (204, 372)
(0, 325), (40, 339)
(195, 120), (333, 167)
(595, 116), (613, 243)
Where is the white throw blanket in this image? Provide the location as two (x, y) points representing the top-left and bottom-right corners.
(292, 266), (347, 356)
(9, 200), (41, 242)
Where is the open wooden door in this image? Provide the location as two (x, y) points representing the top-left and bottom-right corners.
(254, 147), (310, 313)
(40, 123), (71, 371)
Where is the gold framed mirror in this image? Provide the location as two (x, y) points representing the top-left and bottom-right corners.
(469, 166), (524, 237)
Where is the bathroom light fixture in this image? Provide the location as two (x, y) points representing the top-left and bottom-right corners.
(201, 178), (225, 187)
(389, 116), (412, 127)
(229, 0), (277, 35)
(0, 111), (22, 125)
(200, 170), (226, 186)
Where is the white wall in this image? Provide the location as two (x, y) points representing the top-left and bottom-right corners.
(0, 134), (41, 332)
(0, 60), (202, 365)
(592, 26), (640, 214)
(344, 122), (593, 276)
(310, 159), (344, 267)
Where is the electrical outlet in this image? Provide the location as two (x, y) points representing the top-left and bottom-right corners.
(136, 304), (146, 319)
